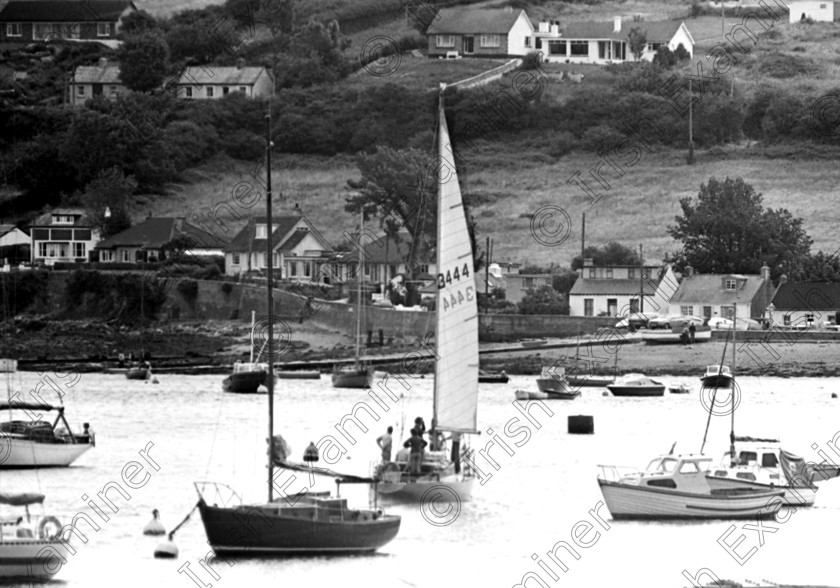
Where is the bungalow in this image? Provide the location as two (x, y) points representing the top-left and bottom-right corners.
(0, 225), (29, 247)
(360, 231), (436, 289)
(224, 214), (335, 281)
(69, 59), (129, 105)
(569, 260), (679, 317)
(535, 17), (694, 64)
(506, 273), (553, 305)
(0, 0), (135, 48)
(789, 1), (840, 23)
(174, 64), (274, 100)
(426, 7), (534, 58)
(770, 281), (840, 327)
(95, 217), (225, 263)
(30, 208), (100, 265)
(667, 265), (775, 322)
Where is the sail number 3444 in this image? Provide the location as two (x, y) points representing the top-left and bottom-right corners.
(437, 264), (474, 312)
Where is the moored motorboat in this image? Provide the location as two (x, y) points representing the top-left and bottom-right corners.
(222, 362), (275, 393)
(125, 363), (152, 380)
(515, 388), (580, 401)
(597, 454), (785, 520)
(701, 364), (734, 389)
(669, 383), (692, 394)
(607, 376), (665, 397)
(331, 366), (373, 388)
(478, 370), (508, 384)
(0, 492), (68, 581)
(536, 366), (572, 393)
(641, 327), (711, 345)
(276, 370), (320, 380)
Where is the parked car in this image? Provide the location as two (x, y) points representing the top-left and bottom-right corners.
(648, 314), (705, 329)
(615, 313), (659, 330)
(707, 317), (733, 330)
(709, 317), (763, 330)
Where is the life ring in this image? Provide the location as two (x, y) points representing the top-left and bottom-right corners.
(38, 516), (62, 540)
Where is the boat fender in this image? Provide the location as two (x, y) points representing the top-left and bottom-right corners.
(38, 516), (62, 540)
(359, 511), (372, 522)
(375, 509), (383, 520)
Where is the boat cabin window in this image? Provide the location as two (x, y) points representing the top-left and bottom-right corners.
(646, 479), (677, 488)
(646, 458), (678, 473)
(761, 453), (779, 468)
(738, 451), (757, 464)
(679, 461), (701, 473)
(735, 472), (757, 481)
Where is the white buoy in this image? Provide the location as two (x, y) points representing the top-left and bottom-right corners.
(154, 534), (179, 559)
(143, 509), (166, 536)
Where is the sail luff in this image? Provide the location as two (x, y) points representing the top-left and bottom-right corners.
(433, 89), (479, 434)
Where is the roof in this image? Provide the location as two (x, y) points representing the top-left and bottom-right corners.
(226, 215), (333, 254)
(32, 208), (93, 227)
(570, 278), (658, 296)
(560, 19), (683, 42)
(0, 224), (25, 236)
(96, 218), (225, 250)
(178, 66), (268, 86)
(427, 8), (531, 34)
(72, 65), (122, 85)
(771, 282), (840, 311)
(278, 229), (308, 253)
(0, 1), (135, 21)
(363, 232), (434, 265)
(669, 274), (766, 305)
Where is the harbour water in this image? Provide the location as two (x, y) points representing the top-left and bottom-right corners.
(2, 372), (839, 588)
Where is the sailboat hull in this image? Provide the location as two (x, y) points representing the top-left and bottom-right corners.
(125, 368), (151, 380)
(197, 501), (401, 554)
(222, 371), (272, 394)
(377, 474), (474, 502)
(0, 540), (65, 579)
(565, 375), (614, 387)
(331, 369), (372, 389)
(0, 438), (92, 468)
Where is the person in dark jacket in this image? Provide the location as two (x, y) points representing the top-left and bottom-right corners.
(404, 428), (427, 475)
(688, 322), (696, 343)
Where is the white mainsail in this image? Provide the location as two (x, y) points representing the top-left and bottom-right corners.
(433, 94), (479, 434)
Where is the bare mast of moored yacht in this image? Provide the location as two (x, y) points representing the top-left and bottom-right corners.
(266, 107), (276, 502)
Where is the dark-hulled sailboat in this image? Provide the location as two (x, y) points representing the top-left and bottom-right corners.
(194, 107), (400, 555)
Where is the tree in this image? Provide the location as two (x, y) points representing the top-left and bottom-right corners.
(118, 10), (158, 37)
(674, 43), (690, 61)
(666, 177), (813, 281)
(117, 31), (170, 92)
(291, 19), (349, 70)
(165, 24), (224, 64)
(627, 27), (647, 62)
(652, 46), (676, 68)
(518, 285), (569, 315)
(552, 269), (578, 296)
(572, 242), (642, 270)
(81, 167), (136, 239)
(793, 251), (840, 282)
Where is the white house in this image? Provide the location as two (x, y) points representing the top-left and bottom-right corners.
(69, 59), (129, 105)
(175, 64), (274, 100)
(30, 208), (100, 265)
(569, 260), (679, 317)
(667, 265), (775, 322)
(427, 7), (534, 58)
(0, 225), (29, 247)
(788, 0), (840, 22)
(770, 280), (840, 327)
(535, 17), (694, 64)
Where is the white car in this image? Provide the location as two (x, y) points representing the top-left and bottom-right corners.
(707, 317), (733, 330)
(709, 317), (762, 330)
(648, 314), (705, 329)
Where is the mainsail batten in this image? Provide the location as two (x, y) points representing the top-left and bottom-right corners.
(433, 93), (479, 435)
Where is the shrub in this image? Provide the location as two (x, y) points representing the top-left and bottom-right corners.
(221, 282), (234, 294)
(520, 51), (544, 71)
(581, 124), (626, 152)
(177, 279), (199, 302)
(548, 131), (578, 158)
(757, 52), (820, 78)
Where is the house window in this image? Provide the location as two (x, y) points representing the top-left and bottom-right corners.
(52, 215), (74, 224)
(38, 243), (48, 258)
(77, 85), (85, 96)
(524, 277), (535, 289)
(525, 37), (531, 47)
(588, 268), (595, 278)
(783, 313), (792, 326)
(305, 263), (311, 277)
(648, 42), (663, 51)
(725, 279), (736, 291)
(630, 298), (639, 313)
(273, 253), (280, 268)
(548, 40), (566, 55)
(703, 306), (712, 318)
(436, 35), (454, 48)
(239, 86), (247, 93)
(122, 250), (130, 262)
(606, 269), (613, 279)
(73, 243), (86, 258)
(680, 306), (693, 317)
(185, 87), (193, 98)
(289, 261), (297, 276)
(232, 253), (240, 265)
(207, 87), (215, 98)
(255, 224), (267, 238)
(584, 299), (594, 317)
(570, 41), (589, 56)
(97, 22), (111, 37)
(223, 87), (230, 95)
(535, 38), (542, 49)
(258, 253), (266, 268)
(607, 298), (617, 316)
(721, 306), (735, 319)
(6, 23), (21, 37)
(480, 35), (500, 48)
(418, 264), (429, 274)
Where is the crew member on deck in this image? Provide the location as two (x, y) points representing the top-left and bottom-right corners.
(404, 428), (427, 476)
(376, 426), (393, 463)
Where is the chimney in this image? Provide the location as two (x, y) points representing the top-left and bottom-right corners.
(684, 266), (693, 278)
(760, 264), (770, 280)
(236, 58), (245, 69)
(779, 274), (787, 285)
(613, 16), (621, 32)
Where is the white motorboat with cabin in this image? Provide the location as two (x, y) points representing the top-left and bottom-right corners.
(700, 364), (734, 389)
(0, 492), (68, 580)
(597, 454), (785, 520)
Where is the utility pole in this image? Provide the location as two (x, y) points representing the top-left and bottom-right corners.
(687, 78), (695, 165)
(639, 244), (644, 314)
(484, 236), (490, 314)
(581, 212), (586, 260)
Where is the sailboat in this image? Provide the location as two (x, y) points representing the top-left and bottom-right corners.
(332, 213), (373, 389)
(703, 305), (818, 506)
(565, 333), (615, 387)
(0, 358), (94, 468)
(194, 107), (400, 555)
(376, 86), (478, 502)
(222, 311), (277, 394)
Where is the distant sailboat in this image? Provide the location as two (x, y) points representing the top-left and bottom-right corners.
(222, 311), (276, 394)
(376, 86), (477, 502)
(332, 213), (373, 389)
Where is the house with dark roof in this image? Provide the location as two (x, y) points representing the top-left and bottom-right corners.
(94, 217), (226, 263)
(224, 214), (335, 280)
(426, 7), (534, 58)
(0, 0), (136, 48)
(534, 17), (694, 64)
(358, 231), (436, 288)
(69, 59), (129, 105)
(668, 265), (775, 322)
(174, 64), (274, 100)
(569, 259), (679, 317)
(30, 208), (99, 265)
(770, 281), (840, 328)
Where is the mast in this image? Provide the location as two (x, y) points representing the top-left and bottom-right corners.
(265, 107), (275, 502)
(484, 237), (490, 314)
(250, 310), (255, 364)
(432, 86), (444, 431)
(355, 212), (363, 369)
(730, 302), (736, 465)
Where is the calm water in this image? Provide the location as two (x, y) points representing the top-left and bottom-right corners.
(2, 372), (840, 588)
